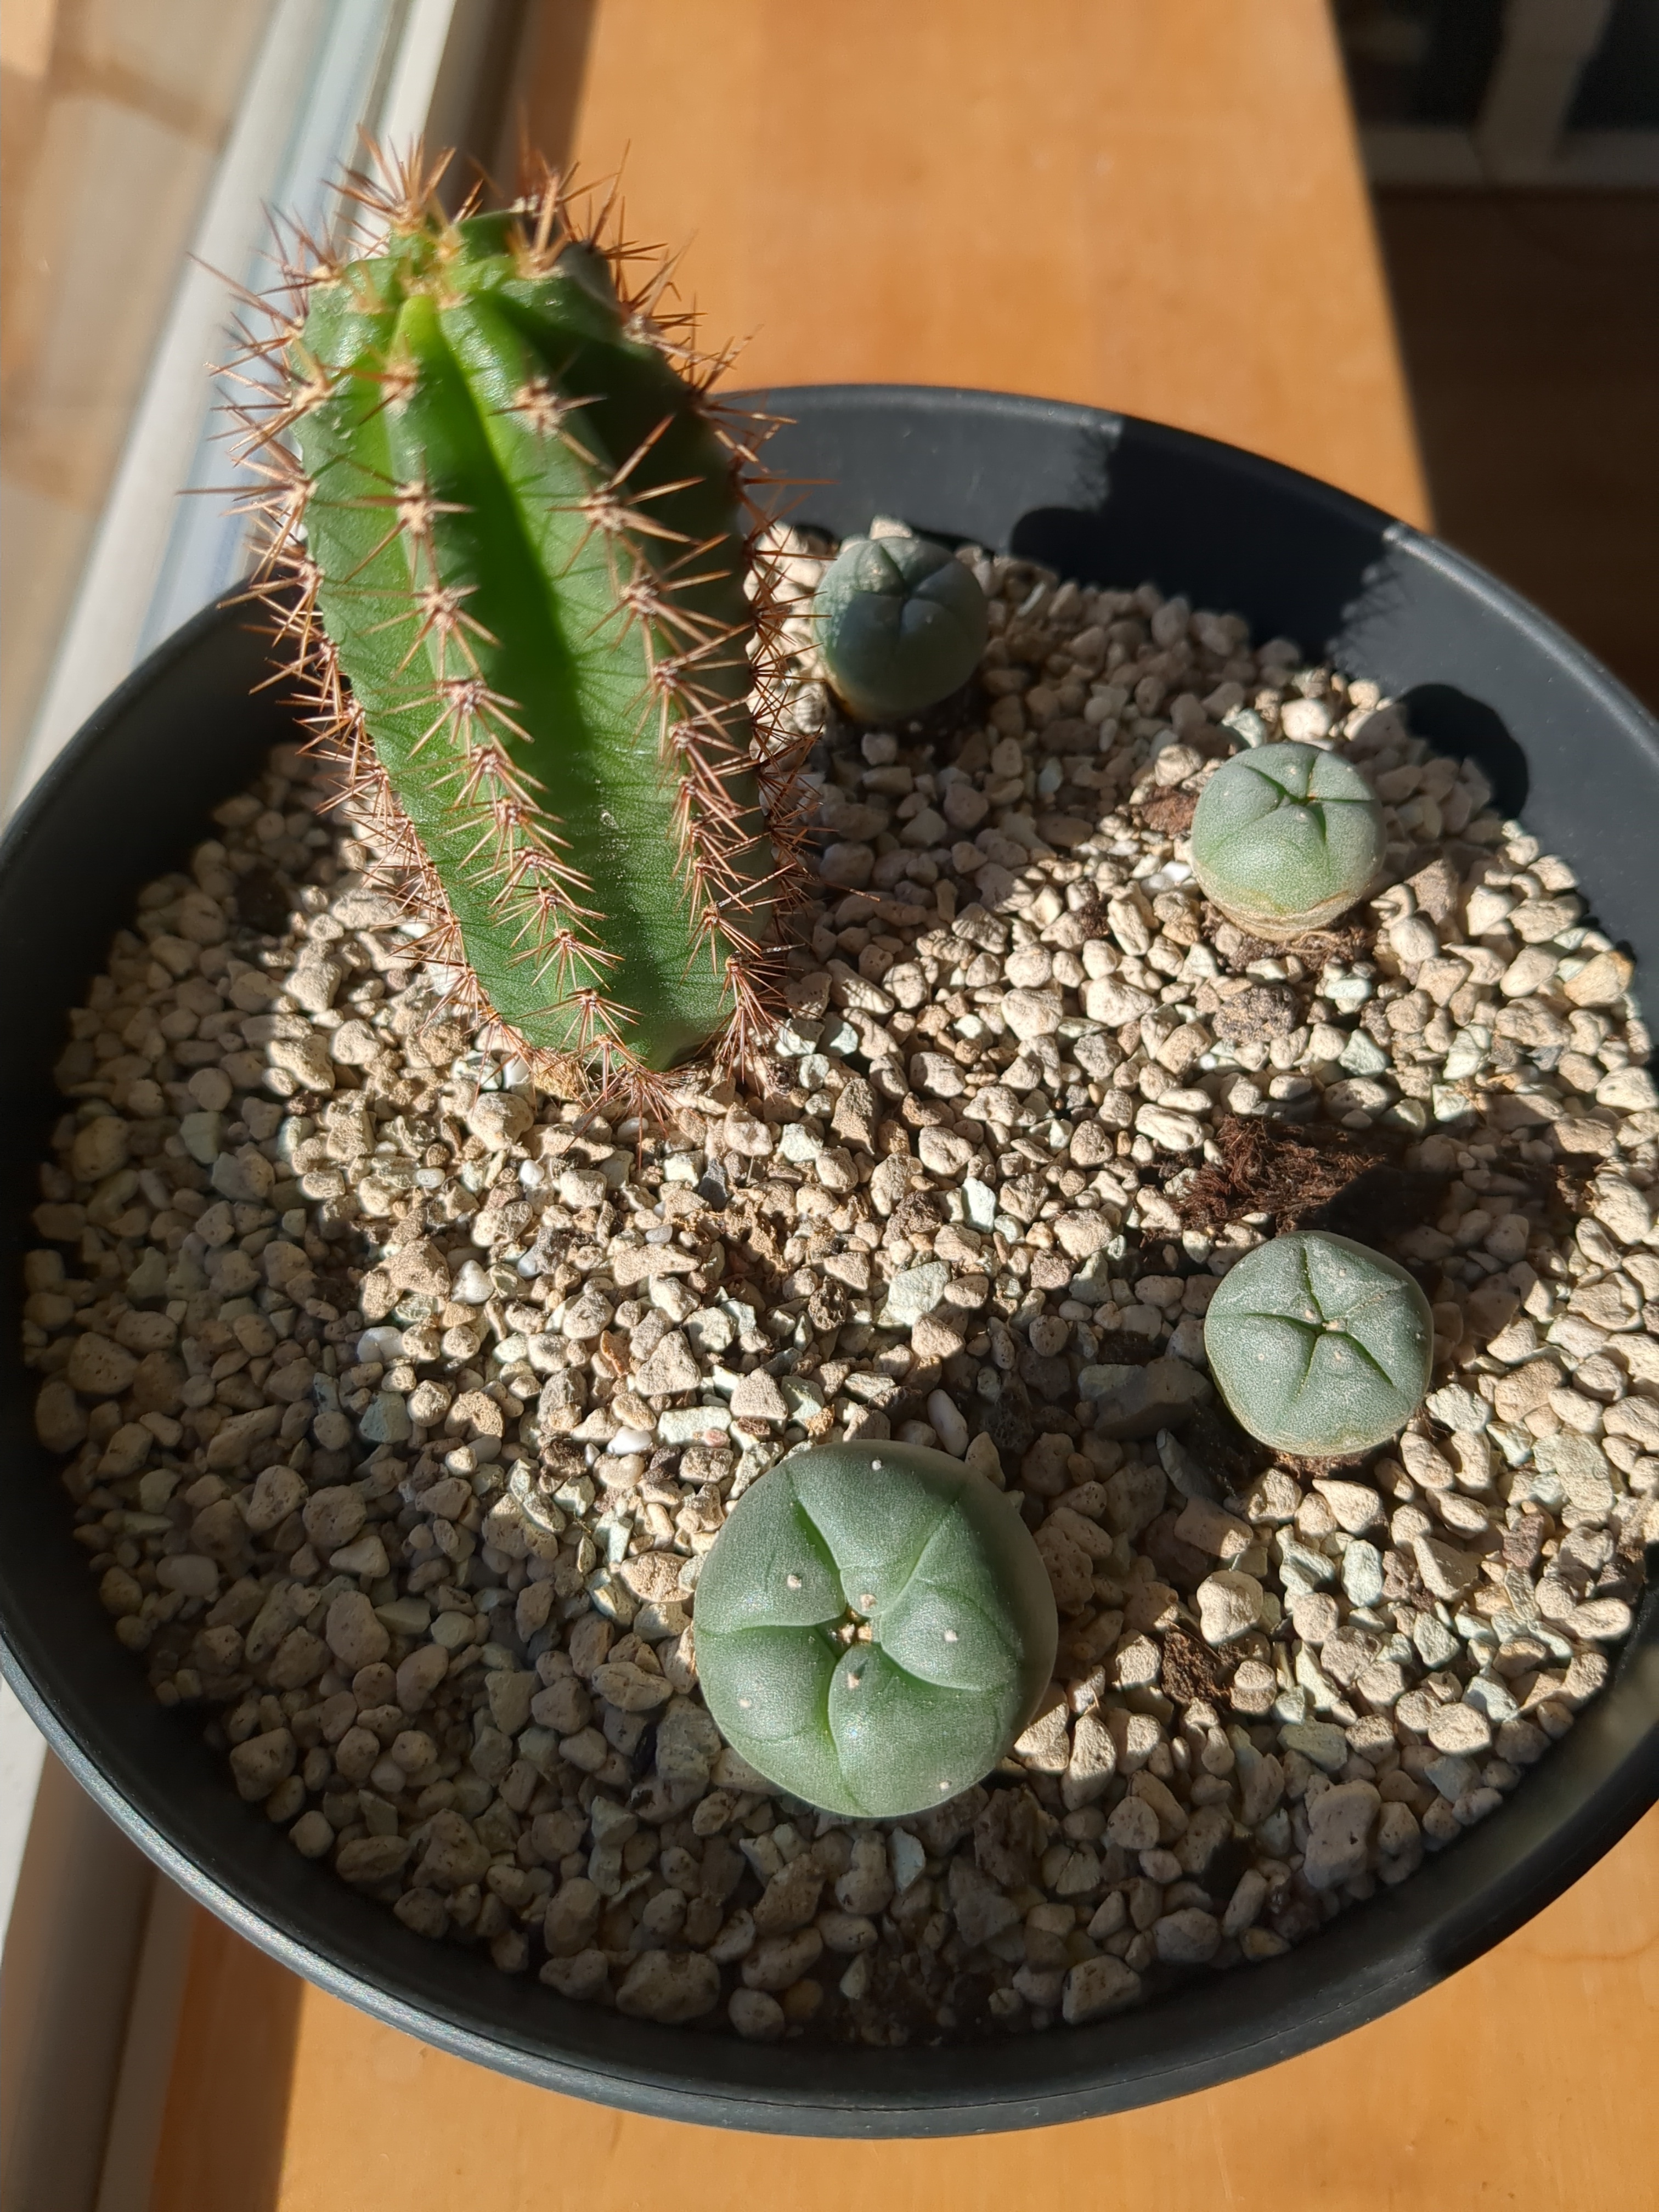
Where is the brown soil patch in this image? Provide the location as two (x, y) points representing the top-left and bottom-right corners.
(1175, 1115), (1400, 1235)
(1277, 1449), (1385, 1481)
(1086, 1329), (1164, 1367)
(1180, 1401), (1266, 1493)
(1132, 790), (1199, 836)
(1161, 1623), (1235, 1704)
(1202, 904), (1374, 973)
(1172, 1115), (1454, 1250)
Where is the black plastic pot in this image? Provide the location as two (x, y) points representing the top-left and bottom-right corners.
(2, 387), (1655, 2136)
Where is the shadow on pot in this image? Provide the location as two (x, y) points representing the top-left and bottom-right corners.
(1007, 419), (1389, 657)
(1398, 681), (1530, 817)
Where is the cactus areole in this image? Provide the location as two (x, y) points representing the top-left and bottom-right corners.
(239, 159), (806, 1088)
(693, 1441), (1059, 1819)
(1203, 1229), (1434, 1457)
(1190, 741), (1385, 939)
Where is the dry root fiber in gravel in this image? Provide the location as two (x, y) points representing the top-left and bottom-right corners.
(22, 535), (1658, 2047)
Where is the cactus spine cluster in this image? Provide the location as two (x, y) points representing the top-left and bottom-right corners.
(233, 151), (808, 1093)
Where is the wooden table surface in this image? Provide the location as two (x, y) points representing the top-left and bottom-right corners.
(152, 1808), (1659, 2211)
(507, 0), (1429, 525)
(138, 4), (1654, 2204)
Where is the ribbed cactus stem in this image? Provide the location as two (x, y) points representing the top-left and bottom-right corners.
(234, 154), (805, 1089)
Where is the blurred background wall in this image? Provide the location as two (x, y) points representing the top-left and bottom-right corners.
(1338, 0), (1658, 706)
(1, 0), (275, 802)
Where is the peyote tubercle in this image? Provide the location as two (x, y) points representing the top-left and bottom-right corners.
(813, 530), (988, 723)
(1190, 741), (1385, 939)
(693, 1440), (1058, 1819)
(1203, 1229), (1433, 1457)
(237, 156), (807, 1087)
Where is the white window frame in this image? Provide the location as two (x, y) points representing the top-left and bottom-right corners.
(12, 0), (517, 807)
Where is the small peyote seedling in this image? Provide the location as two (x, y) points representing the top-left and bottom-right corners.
(812, 531), (988, 723)
(1203, 1229), (1433, 1457)
(1190, 740), (1385, 939)
(693, 1439), (1057, 1819)
(233, 151), (809, 1092)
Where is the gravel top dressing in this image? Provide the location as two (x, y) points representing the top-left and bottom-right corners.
(22, 531), (1658, 2047)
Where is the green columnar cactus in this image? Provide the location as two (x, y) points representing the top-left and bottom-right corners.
(693, 1440), (1058, 1818)
(812, 532), (988, 723)
(1203, 1229), (1433, 1457)
(238, 157), (805, 1086)
(1190, 741), (1385, 939)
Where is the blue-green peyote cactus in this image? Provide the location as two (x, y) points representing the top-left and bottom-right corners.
(812, 532), (988, 724)
(1203, 1229), (1434, 1457)
(1190, 741), (1385, 939)
(693, 1440), (1058, 1818)
(235, 153), (808, 1093)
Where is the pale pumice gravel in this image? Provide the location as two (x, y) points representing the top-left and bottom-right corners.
(22, 531), (1657, 2045)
